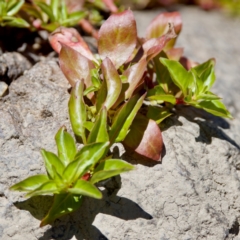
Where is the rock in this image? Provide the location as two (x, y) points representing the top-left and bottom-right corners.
(0, 81), (8, 97)
(0, 52), (32, 83)
(0, 6), (240, 240)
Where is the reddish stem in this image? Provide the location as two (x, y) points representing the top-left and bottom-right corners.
(78, 19), (99, 39)
(81, 173), (91, 181)
(102, 0), (118, 13)
(176, 98), (185, 105)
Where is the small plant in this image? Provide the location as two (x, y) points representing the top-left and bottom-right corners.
(0, 0), (119, 38)
(0, 0), (29, 27)
(21, 0), (87, 32)
(49, 10), (231, 159)
(10, 9), (232, 227)
(10, 125), (133, 226)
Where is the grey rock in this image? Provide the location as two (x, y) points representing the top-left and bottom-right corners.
(0, 6), (240, 240)
(0, 81), (8, 97)
(0, 52), (32, 83)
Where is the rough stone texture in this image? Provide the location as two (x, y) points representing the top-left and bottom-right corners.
(0, 6), (240, 240)
(0, 81), (8, 97)
(0, 52), (32, 83)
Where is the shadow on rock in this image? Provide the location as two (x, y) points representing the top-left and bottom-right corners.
(13, 176), (152, 240)
(160, 105), (240, 150)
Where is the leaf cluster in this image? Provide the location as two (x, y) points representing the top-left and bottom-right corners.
(0, 0), (29, 27)
(10, 9), (232, 227)
(22, 0), (88, 31)
(10, 126), (133, 226)
(0, 0), (118, 33)
(49, 10), (231, 160)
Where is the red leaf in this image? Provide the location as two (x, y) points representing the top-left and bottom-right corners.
(101, 57), (122, 110)
(124, 58), (147, 99)
(180, 57), (198, 70)
(142, 23), (176, 61)
(165, 47), (183, 61)
(49, 27), (96, 61)
(146, 12), (182, 50)
(123, 114), (163, 161)
(98, 10), (137, 69)
(59, 44), (94, 89)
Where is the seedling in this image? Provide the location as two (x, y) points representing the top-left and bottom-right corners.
(10, 126), (133, 226)
(0, 0), (29, 27)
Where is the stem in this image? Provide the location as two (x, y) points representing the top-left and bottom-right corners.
(78, 19), (98, 39)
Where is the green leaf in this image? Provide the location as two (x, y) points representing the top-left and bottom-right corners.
(101, 57), (122, 110)
(98, 10), (137, 69)
(2, 16), (30, 28)
(41, 150), (65, 178)
(83, 86), (98, 96)
(0, 2), (7, 17)
(26, 181), (59, 197)
(91, 69), (101, 89)
(190, 68), (203, 96)
(62, 11), (86, 25)
(63, 142), (109, 183)
(83, 121), (94, 131)
(201, 65), (216, 91)
(153, 52), (173, 93)
(87, 107), (109, 144)
(195, 100), (232, 119)
(147, 94), (176, 105)
(197, 92), (221, 101)
(115, 93), (146, 142)
(6, 0), (24, 16)
(10, 175), (49, 192)
(193, 58), (215, 77)
(147, 106), (172, 124)
(55, 126), (76, 166)
(50, 0), (59, 20)
(123, 114), (163, 161)
(91, 159), (134, 184)
(36, 2), (55, 22)
(21, 4), (43, 21)
(40, 22), (59, 32)
(40, 194), (83, 227)
(69, 80), (87, 143)
(60, 0), (67, 20)
(96, 77), (107, 113)
(59, 44), (94, 88)
(124, 58), (147, 99)
(109, 93), (145, 143)
(68, 179), (102, 199)
(160, 58), (194, 96)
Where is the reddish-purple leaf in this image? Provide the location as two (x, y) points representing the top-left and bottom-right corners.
(145, 12), (182, 51)
(101, 58), (122, 110)
(180, 57), (198, 70)
(123, 114), (163, 161)
(49, 27), (96, 61)
(142, 24), (176, 61)
(59, 44), (94, 89)
(165, 48), (183, 61)
(98, 10), (137, 69)
(124, 58), (147, 99)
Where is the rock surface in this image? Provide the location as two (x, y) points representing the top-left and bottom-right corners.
(0, 6), (240, 240)
(0, 52), (32, 83)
